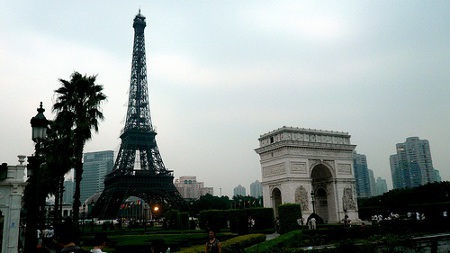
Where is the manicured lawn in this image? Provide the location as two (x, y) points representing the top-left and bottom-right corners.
(80, 226), (235, 252)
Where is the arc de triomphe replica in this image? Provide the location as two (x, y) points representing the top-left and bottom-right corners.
(255, 126), (359, 223)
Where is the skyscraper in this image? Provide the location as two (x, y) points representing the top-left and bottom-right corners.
(368, 169), (376, 196)
(390, 137), (440, 189)
(250, 180), (262, 198)
(233, 185), (246, 196)
(80, 150), (114, 204)
(352, 151), (372, 198)
(375, 177), (388, 196)
(63, 180), (74, 204)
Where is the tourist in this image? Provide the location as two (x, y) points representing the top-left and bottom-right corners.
(91, 233), (108, 253)
(54, 220), (90, 253)
(205, 230), (222, 253)
(309, 217), (316, 230)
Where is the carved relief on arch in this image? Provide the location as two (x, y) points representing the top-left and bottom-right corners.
(342, 187), (356, 211)
(295, 186), (309, 211)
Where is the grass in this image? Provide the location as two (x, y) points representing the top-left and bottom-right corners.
(80, 226), (235, 252)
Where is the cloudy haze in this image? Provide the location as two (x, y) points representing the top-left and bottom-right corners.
(1, 1), (449, 197)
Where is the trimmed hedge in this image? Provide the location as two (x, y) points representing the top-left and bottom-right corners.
(177, 233), (266, 253)
(199, 210), (228, 232)
(278, 203), (302, 234)
(167, 210), (179, 229)
(198, 208), (275, 234)
(178, 212), (189, 230)
(245, 230), (302, 253)
(228, 208), (275, 234)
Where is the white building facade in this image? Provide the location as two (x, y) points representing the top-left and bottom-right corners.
(0, 156), (27, 253)
(255, 126), (359, 223)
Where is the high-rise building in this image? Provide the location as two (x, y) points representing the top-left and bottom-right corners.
(174, 176), (213, 199)
(353, 151), (372, 198)
(390, 137), (440, 189)
(250, 180), (262, 198)
(233, 184), (246, 196)
(63, 180), (74, 204)
(368, 169), (376, 196)
(200, 187), (214, 196)
(81, 150), (114, 204)
(375, 177), (388, 196)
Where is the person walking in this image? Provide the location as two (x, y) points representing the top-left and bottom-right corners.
(205, 230), (222, 253)
(309, 217), (316, 230)
(91, 233), (108, 253)
(54, 220), (90, 253)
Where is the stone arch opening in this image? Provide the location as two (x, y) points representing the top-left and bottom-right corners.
(272, 188), (282, 217)
(311, 164), (334, 223)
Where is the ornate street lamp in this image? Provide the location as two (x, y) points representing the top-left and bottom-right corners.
(31, 102), (48, 142)
(25, 102), (48, 253)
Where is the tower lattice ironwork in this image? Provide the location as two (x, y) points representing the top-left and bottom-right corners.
(94, 10), (187, 219)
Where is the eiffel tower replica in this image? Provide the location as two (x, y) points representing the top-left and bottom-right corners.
(94, 10), (187, 219)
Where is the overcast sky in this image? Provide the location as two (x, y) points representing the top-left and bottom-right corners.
(1, 1), (449, 197)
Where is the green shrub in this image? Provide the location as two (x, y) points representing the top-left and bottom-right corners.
(178, 212), (189, 230)
(246, 207), (275, 230)
(245, 230), (301, 253)
(228, 209), (248, 234)
(167, 210), (179, 229)
(228, 208), (275, 234)
(178, 233), (265, 253)
(222, 233), (266, 253)
(199, 210), (228, 231)
(278, 204), (302, 234)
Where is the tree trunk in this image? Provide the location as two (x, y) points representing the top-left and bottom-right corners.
(53, 175), (64, 226)
(72, 135), (86, 225)
(72, 158), (83, 224)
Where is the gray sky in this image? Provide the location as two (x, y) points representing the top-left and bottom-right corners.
(1, 1), (449, 197)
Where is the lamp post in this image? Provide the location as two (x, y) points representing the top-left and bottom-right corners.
(90, 200), (95, 233)
(25, 102), (48, 253)
(82, 203), (86, 234)
(144, 206), (148, 232)
(311, 190), (316, 214)
(153, 206), (159, 227)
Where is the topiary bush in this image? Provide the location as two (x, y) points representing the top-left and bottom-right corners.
(167, 210), (179, 229)
(177, 211), (189, 230)
(199, 209), (228, 232)
(278, 203), (302, 234)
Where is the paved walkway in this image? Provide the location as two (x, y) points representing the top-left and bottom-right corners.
(266, 232), (280, 240)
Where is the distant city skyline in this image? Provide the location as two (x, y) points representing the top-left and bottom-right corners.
(390, 137), (440, 189)
(80, 150), (114, 204)
(233, 185), (247, 197)
(1, 1), (449, 197)
(353, 151), (371, 198)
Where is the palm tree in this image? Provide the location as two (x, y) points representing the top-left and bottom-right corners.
(43, 118), (74, 225)
(53, 71), (107, 223)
